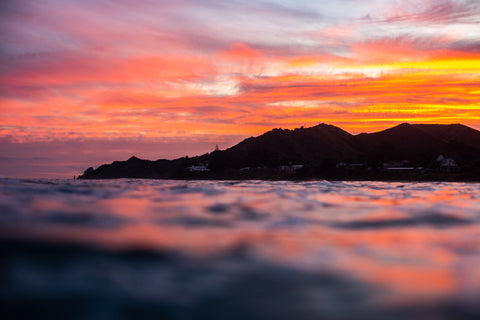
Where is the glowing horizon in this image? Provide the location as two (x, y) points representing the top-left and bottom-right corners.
(1, 0), (480, 177)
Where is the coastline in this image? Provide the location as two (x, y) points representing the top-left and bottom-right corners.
(78, 171), (480, 183)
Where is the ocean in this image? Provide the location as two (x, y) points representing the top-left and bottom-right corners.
(1, 178), (479, 319)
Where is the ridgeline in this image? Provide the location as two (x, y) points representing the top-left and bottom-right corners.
(79, 123), (480, 181)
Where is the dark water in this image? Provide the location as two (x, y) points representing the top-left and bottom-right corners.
(1, 178), (479, 319)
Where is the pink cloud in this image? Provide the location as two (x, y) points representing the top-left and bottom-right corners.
(379, 0), (480, 25)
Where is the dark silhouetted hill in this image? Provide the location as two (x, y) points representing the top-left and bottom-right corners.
(79, 123), (480, 180)
(210, 124), (360, 170)
(356, 123), (480, 165)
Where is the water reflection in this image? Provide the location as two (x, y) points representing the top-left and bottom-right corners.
(1, 178), (479, 319)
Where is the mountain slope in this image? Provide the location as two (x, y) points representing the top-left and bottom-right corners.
(79, 123), (480, 179)
(218, 124), (360, 168)
(414, 124), (480, 151)
(355, 123), (480, 164)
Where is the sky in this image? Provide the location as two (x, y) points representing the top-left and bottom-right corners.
(1, 0), (480, 178)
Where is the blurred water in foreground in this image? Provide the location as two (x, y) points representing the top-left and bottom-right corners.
(1, 178), (479, 319)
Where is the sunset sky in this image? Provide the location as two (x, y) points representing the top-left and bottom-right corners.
(1, 0), (480, 178)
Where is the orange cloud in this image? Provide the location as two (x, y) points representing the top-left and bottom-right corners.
(2, 0), (480, 147)
(218, 43), (263, 61)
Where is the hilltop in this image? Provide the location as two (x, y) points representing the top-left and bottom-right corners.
(79, 123), (480, 181)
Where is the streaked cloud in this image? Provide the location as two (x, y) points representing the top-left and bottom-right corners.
(1, 0), (480, 177)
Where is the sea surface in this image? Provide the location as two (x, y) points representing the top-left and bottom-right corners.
(1, 178), (479, 319)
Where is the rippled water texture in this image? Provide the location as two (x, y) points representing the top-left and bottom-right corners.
(1, 178), (479, 319)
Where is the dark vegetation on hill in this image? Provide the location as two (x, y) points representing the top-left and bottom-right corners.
(79, 123), (480, 181)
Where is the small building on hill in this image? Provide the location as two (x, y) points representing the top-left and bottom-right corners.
(436, 155), (459, 172)
(278, 164), (304, 173)
(187, 165), (210, 172)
